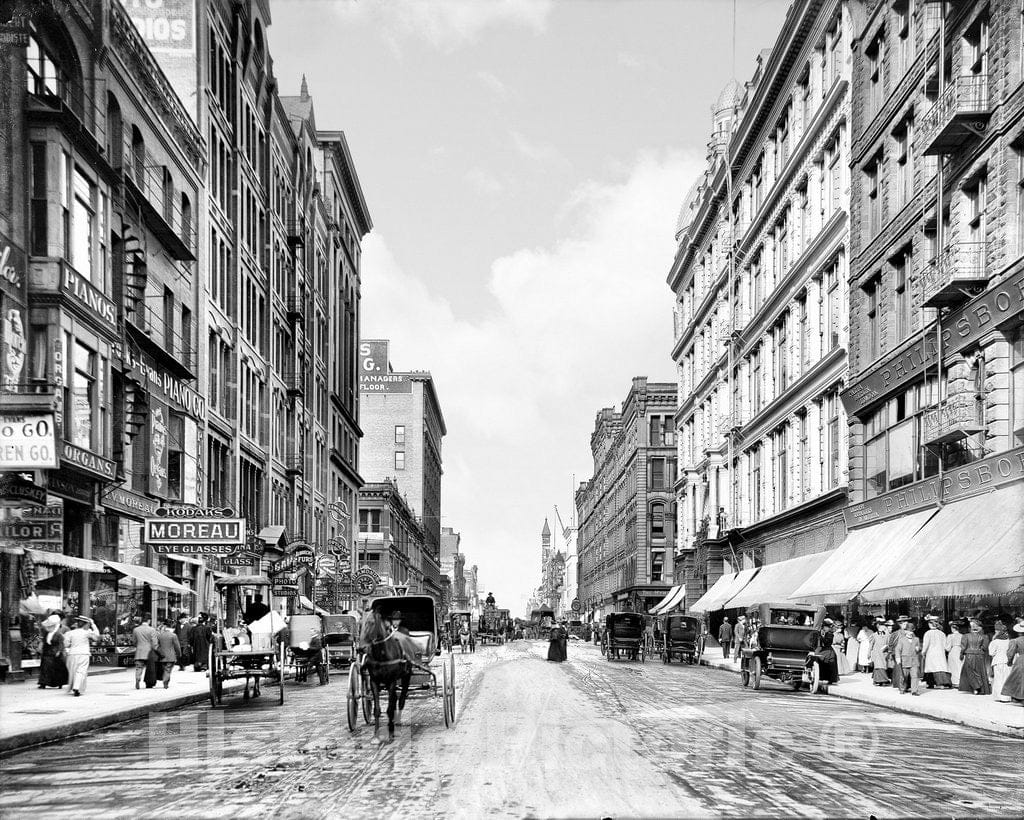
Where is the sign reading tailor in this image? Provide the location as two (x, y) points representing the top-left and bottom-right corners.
(0, 413), (57, 469)
(148, 398), (169, 498)
(59, 264), (117, 335)
(358, 340), (412, 394)
(144, 517), (245, 545)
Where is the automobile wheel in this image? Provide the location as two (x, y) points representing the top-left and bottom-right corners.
(752, 656), (762, 690)
(740, 667), (750, 687)
(809, 660), (822, 694)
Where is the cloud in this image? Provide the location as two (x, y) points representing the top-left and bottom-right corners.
(464, 167), (507, 195)
(617, 52), (645, 70)
(335, 0), (553, 50)
(510, 130), (561, 164)
(476, 70), (509, 98)
(359, 150), (702, 614)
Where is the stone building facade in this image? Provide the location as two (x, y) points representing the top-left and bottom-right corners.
(355, 479), (424, 598)
(576, 378), (677, 620)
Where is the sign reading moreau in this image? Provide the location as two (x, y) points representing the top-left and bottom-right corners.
(144, 505), (244, 554)
(0, 413), (57, 469)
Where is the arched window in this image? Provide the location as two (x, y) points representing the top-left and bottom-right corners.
(106, 92), (122, 168)
(162, 167), (174, 222)
(131, 125), (145, 186)
(649, 501), (666, 544)
(253, 21), (265, 66)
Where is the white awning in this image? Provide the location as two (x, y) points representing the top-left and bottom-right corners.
(688, 567), (760, 613)
(789, 508), (938, 604)
(860, 485), (1024, 601)
(104, 560), (196, 595)
(27, 549), (105, 573)
(648, 585), (685, 615)
(297, 595), (329, 616)
(723, 551), (835, 611)
(258, 525), (286, 545)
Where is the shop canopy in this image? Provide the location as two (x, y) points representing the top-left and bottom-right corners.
(788, 507), (937, 604)
(722, 551), (835, 611)
(297, 595), (330, 616)
(103, 560), (195, 595)
(688, 567), (760, 613)
(28, 549), (106, 573)
(648, 585), (684, 615)
(859, 484), (1024, 602)
(215, 574), (271, 587)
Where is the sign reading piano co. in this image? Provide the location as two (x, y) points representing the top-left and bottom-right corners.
(144, 505), (244, 555)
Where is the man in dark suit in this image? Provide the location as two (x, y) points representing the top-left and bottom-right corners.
(132, 616), (160, 690)
(718, 619), (733, 658)
(893, 615), (922, 695)
(886, 618), (903, 691)
(156, 620), (182, 689)
(243, 594), (271, 625)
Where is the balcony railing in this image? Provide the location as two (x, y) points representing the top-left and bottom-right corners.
(716, 410), (748, 436)
(117, 135), (195, 261)
(920, 241), (988, 308)
(284, 453), (304, 476)
(918, 75), (991, 155)
(25, 76), (107, 157)
(282, 369), (305, 397)
(921, 393), (985, 445)
(286, 219), (306, 247)
(124, 301), (196, 375)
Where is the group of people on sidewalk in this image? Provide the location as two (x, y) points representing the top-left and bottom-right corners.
(36, 613), (100, 696)
(716, 610), (1024, 704)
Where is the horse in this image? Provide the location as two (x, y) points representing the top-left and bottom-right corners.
(358, 609), (416, 741)
(459, 627), (469, 653)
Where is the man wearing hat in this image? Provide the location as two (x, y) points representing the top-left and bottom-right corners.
(885, 618), (903, 691)
(893, 615), (922, 695)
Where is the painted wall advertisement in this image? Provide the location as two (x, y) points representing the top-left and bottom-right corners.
(358, 339), (411, 394)
(125, 0), (198, 124)
(148, 398), (169, 499)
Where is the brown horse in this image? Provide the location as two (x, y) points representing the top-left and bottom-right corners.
(358, 609), (415, 740)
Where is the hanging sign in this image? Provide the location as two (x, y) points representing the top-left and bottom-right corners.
(144, 517), (245, 545)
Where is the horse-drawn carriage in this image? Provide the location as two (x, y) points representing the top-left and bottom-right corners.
(207, 575), (287, 707)
(662, 614), (703, 664)
(285, 613), (330, 685)
(478, 606), (509, 645)
(531, 607), (555, 639)
(323, 613), (359, 669)
(739, 602), (828, 693)
(448, 609), (474, 652)
(603, 612), (645, 662)
(346, 594), (456, 739)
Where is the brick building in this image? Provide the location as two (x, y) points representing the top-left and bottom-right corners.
(668, 0), (853, 618)
(576, 378), (677, 620)
(355, 479), (424, 598)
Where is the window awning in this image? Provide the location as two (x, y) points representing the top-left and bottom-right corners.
(297, 595), (330, 616)
(258, 525), (287, 545)
(27, 549), (106, 573)
(723, 551), (835, 611)
(688, 567), (760, 613)
(104, 559), (196, 595)
(648, 585), (684, 615)
(859, 484), (1024, 602)
(789, 508), (938, 604)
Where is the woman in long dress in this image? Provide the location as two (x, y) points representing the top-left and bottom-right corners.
(1001, 620), (1024, 703)
(870, 621), (891, 685)
(833, 622), (853, 675)
(37, 614), (67, 689)
(546, 622), (567, 663)
(843, 622), (860, 671)
(959, 619), (991, 695)
(856, 621), (873, 672)
(945, 622), (964, 687)
(989, 621), (1011, 703)
(922, 617), (952, 688)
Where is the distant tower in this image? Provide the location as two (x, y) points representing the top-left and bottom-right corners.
(540, 518), (552, 605)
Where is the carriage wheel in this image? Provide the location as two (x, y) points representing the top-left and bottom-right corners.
(447, 653), (456, 725)
(752, 656), (762, 690)
(346, 662), (360, 732)
(809, 660), (823, 694)
(640, 645), (646, 664)
(319, 647), (330, 685)
(278, 644), (286, 705)
(208, 647), (220, 708)
(361, 669), (373, 724)
(442, 655), (453, 728)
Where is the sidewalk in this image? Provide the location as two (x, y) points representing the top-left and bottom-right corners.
(699, 641), (1024, 739)
(0, 667), (247, 754)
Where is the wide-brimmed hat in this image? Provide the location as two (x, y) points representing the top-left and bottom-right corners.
(822, 618), (834, 626)
(42, 614), (61, 630)
(896, 615), (913, 623)
(924, 614), (938, 622)
(884, 619), (895, 626)
(1013, 622), (1024, 633)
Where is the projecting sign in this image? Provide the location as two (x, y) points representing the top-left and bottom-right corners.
(0, 413), (57, 469)
(151, 543), (234, 556)
(358, 340), (412, 394)
(144, 517), (245, 545)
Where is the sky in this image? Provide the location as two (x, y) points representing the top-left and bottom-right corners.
(268, 0), (791, 617)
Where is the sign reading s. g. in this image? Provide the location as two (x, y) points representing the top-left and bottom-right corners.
(0, 413), (57, 469)
(358, 339), (412, 394)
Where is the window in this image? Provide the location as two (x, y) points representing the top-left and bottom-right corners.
(359, 509), (382, 534)
(826, 392), (842, 489)
(865, 154), (882, 236)
(1012, 326), (1024, 446)
(775, 314), (789, 392)
(167, 413), (185, 500)
(775, 210), (790, 275)
(867, 32), (885, 113)
(70, 166), (96, 282)
(650, 502), (666, 542)
(649, 415), (674, 447)
(965, 170), (987, 244)
(68, 340), (96, 449)
(893, 117), (914, 209)
(863, 275), (880, 360)
(650, 551), (664, 583)
(751, 253), (763, 309)
(776, 426), (789, 511)
(798, 292), (809, 374)
(798, 411), (809, 501)
(25, 28), (65, 97)
(163, 287), (174, 352)
(30, 143), (47, 256)
(750, 446), (762, 520)
(1017, 146), (1024, 256)
(395, 451), (406, 470)
(207, 436), (230, 507)
(892, 247), (912, 341)
(751, 347), (762, 411)
(394, 425), (405, 445)
(965, 14), (989, 78)
(894, 1), (913, 76)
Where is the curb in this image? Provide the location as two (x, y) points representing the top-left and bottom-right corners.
(0, 680), (247, 756)
(698, 656), (1024, 739)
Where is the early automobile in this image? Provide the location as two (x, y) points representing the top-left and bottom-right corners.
(739, 602), (827, 693)
(662, 613), (703, 664)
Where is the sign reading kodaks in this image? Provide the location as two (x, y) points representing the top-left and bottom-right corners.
(0, 413), (57, 469)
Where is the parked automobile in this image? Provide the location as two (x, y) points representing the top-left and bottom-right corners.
(739, 602), (827, 693)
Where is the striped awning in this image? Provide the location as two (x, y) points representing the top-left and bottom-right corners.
(648, 585), (685, 615)
(27, 549), (106, 573)
(689, 567), (760, 613)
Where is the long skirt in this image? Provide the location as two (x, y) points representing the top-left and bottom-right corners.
(39, 652), (68, 688)
(947, 646), (963, 687)
(959, 653), (991, 694)
(872, 666), (891, 684)
(547, 638), (567, 663)
(836, 648), (853, 676)
(1003, 656), (1024, 701)
(925, 670), (952, 688)
(66, 656), (90, 693)
(992, 663), (1011, 702)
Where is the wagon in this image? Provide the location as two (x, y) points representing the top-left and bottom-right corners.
(604, 612), (645, 662)
(347, 595), (457, 731)
(662, 614), (703, 664)
(285, 613), (330, 685)
(323, 613), (359, 669)
(207, 575), (287, 707)
(739, 602), (827, 693)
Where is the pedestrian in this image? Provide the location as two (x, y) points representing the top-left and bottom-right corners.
(959, 619), (991, 695)
(945, 619), (964, 687)
(921, 615), (952, 688)
(190, 614), (212, 672)
(547, 621), (568, 663)
(833, 621), (853, 676)
(132, 615), (160, 690)
(989, 621), (1011, 703)
(733, 616), (746, 661)
(175, 614), (193, 671)
(37, 613), (68, 689)
(893, 615), (922, 695)
(813, 619), (839, 685)
(157, 620), (182, 689)
(886, 617), (903, 691)
(718, 618), (733, 659)
(63, 616), (99, 696)
(243, 594), (270, 625)
(869, 618), (890, 685)
(1000, 619), (1024, 703)
(856, 619), (873, 673)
